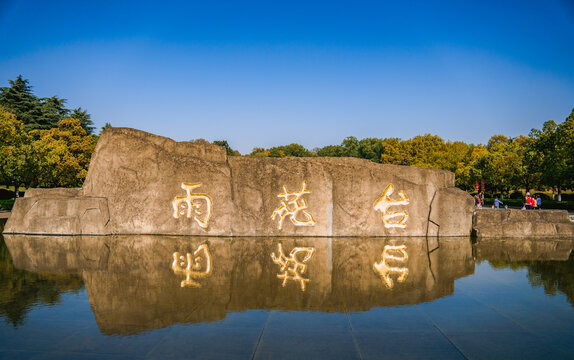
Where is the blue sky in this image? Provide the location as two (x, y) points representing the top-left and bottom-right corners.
(1, 0), (573, 153)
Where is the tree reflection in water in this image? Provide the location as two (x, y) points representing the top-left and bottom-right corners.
(0, 234), (84, 328)
(489, 252), (574, 307)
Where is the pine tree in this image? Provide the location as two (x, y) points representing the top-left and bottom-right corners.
(0, 75), (41, 129)
(0, 76), (90, 131)
(36, 96), (69, 130)
(70, 107), (95, 134)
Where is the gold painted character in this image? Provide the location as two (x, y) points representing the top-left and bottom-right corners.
(271, 181), (316, 230)
(271, 243), (315, 291)
(374, 184), (409, 228)
(172, 182), (213, 228)
(172, 244), (212, 288)
(373, 244), (409, 289)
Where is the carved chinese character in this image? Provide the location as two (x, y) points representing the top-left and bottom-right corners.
(172, 244), (212, 288)
(172, 183), (212, 228)
(271, 243), (315, 291)
(374, 184), (409, 228)
(373, 245), (409, 289)
(271, 181), (316, 230)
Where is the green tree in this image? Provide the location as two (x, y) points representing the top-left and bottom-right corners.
(474, 135), (525, 196)
(0, 76), (93, 132)
(272, 143), (313, 157)
(528, 120), (569, 199)
(358, 138), (384, 162)
(341, 136), (360, 157)
(441, 141), (475, 190)
(100, 122), (112, 133)
(556, 108), (574, 190)
(249, 143), (313, 158)
(0, 108), (36, 195)
(37, 96), (69, 129)
(70, 107), (95, 134)
(316, 144), (346, 157)
(512, 135), (539, 192)
(0, 75), (42, 130)
(317, 136), (373, 159)
(213, 140), (241, 156)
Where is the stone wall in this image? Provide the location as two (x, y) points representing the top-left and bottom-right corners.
(4, 127), (474, 236)
(472, 209), (574, 239)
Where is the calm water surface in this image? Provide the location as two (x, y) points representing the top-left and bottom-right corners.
(0, 230), (573, 359)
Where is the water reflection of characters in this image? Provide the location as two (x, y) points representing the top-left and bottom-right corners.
(172, 244), (212, 288)
(373, 245), (409, 289)
(271, 243), (315, 291)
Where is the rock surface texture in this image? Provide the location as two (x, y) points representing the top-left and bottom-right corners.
(473, 209), (574, 239)
(5, 128), (474, 236)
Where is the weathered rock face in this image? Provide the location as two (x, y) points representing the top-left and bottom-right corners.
(4, 234), (474, 335)
(4, 127), (474, 236)
(473, 209), (574, 239)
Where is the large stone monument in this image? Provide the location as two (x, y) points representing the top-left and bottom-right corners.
(4, 128), (474, 237)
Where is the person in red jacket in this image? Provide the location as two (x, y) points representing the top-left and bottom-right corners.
(474, 192), (483, 209)
(525, 192), (533, 210)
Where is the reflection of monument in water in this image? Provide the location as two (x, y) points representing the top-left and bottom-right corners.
(473, 238), (573, 262)
(4, 235), (474, 335)
(473, 237), (574, 307)
(0, 233), (84, 327)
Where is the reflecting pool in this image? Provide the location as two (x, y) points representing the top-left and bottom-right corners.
(0, 230), (573, 359)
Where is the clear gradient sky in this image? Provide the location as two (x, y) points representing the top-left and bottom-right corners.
(1, 0), (573, 153)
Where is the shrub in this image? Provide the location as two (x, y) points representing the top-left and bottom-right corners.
(0, 199), (14, 210)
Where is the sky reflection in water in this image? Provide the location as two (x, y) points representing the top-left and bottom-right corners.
(0, 232), (573, 359)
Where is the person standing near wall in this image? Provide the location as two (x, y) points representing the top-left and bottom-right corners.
(474, 193), (482, 209)
(536, 195), (542, 210)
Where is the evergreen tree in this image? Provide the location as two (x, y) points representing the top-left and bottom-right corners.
(0, 75), (40, 129)
(36, 96), (69, 130)
(213, 140), (240, 156)
(100, 122), (112, 133)
(69, 107), (95, 134)
(0, 76), (93, 132)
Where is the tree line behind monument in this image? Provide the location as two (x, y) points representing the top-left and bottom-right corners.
(1, 76), (573, 207)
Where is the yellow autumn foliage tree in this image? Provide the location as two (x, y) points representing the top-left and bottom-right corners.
(29, 118), (97, 187)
